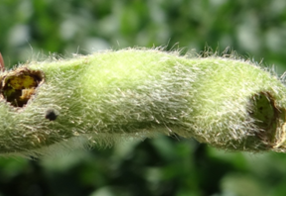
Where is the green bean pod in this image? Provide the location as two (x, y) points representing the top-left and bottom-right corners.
(0, 49), (286, 156)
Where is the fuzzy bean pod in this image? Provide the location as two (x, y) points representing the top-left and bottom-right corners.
(0, 49), (286, 156)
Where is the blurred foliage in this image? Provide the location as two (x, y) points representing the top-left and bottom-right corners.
(1, 0), (286, 195)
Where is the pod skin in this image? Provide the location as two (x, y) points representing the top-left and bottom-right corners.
(0, 49), (286, 156)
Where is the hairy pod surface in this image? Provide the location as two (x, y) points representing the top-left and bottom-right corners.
(0, 49), (286, 156)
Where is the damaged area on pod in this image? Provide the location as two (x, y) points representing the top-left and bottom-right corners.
(0, 67), (44, 107)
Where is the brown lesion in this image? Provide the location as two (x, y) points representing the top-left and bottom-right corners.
(0, 67), (44, 107)
(248, 91), (286, 150)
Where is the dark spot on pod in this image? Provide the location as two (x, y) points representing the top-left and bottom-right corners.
(45, 109), (58, 121)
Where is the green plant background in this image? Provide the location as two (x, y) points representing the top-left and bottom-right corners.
(1, 0), (286, 195)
